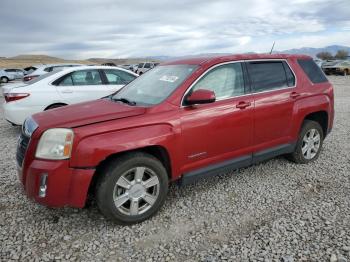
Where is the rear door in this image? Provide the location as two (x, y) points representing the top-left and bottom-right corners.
(101, 69), (137, 94)
(54, 69), (106, 104)
(246, 60), (297, 152)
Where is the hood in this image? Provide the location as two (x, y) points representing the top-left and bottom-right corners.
(32, 98), (146, 129)
(1, 82), (27, 94)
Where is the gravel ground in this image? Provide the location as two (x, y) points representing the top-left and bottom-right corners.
(0, 76), (349, 261)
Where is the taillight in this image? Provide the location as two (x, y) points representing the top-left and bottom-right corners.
(4, 93), (30, 102)
(23, 75), (38, 82)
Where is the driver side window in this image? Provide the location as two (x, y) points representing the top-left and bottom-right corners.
(192, 63), (245, 100)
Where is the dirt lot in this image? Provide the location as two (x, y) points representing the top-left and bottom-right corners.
(0, 76), (349, 261)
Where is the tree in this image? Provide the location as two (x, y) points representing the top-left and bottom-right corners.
(316, 51), (333, 60)
(334, 50), (349, 60)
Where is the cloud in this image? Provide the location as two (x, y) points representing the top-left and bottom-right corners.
(0, 0), (349, 58)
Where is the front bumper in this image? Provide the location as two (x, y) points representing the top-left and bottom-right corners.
(20, 159), (95, 208)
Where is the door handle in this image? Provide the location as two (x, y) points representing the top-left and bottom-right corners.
(236, 101), (251, 109)
(62, 89), (73, 93)
(290, 92), (300, 99)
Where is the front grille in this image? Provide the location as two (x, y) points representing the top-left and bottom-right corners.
(16, 132), (30, 167)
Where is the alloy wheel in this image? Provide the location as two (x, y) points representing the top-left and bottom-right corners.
(113, 167), (160, 216)
(301, 128), (321, 160)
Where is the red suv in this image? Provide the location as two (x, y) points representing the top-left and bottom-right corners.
(17, 54), (334, 224)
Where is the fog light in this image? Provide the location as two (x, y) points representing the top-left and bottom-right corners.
(38, 173), (48, 198)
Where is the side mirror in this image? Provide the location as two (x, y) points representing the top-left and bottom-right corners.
(185, 89), (216, 105)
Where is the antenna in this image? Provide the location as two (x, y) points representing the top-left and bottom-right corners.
(269, 41), (275, 54)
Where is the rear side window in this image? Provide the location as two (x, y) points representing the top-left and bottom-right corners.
(297, 59), (328, 84)
(104, 69), (136, 85)
(247, 61), (293, 92)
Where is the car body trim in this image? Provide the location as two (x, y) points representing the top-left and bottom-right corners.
(180, 143), (296, 185)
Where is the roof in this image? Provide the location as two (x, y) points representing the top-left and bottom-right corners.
(163, 53), (311, 66)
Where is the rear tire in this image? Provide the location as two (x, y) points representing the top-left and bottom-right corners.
(1, 77), (9, 83)
(95, 152), (169, 224)
(287, 120), (324, 164)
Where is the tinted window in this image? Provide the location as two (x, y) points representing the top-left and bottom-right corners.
(247, 61), (289, 92)
(138, 63), (144, 68)
(144, 63), (151, 69)
(44, 67), (52, 72)
(297, 59), (328, 84)
(282, 61), (296, 86)
(104, 69), (136, 85)
(191, 63), (245, 100)
(70, 70), (102, 85)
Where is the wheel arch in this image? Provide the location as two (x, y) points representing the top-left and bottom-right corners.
(44, 102), (68, 110)
(302, 110), (328, 137)
(87, 145), (172, 201)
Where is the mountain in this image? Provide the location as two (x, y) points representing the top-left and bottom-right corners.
(278, 45), (350, 57)
(9, 54), (65, 61)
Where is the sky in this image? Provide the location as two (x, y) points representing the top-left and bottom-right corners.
(0, 0), (349, 59)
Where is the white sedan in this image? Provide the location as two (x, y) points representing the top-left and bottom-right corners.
(2, 66), (138, 125)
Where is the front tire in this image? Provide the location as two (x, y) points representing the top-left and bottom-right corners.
(96, 152), (169, 224)
(287, 120), (324, 164)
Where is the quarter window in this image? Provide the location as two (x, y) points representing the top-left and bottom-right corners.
(191, 63), (245, 100)
(297, 59), (328, 84)
(247, 61), (292, 92)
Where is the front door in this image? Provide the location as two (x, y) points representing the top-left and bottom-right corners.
(180, 62), (254, 173)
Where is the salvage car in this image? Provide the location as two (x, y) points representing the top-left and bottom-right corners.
(16, 54), (334, 224)
(3, 66), (137, 125)
(322, 60), (350, 75)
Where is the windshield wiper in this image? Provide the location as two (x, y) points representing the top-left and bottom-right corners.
(111, 97), (137, 106)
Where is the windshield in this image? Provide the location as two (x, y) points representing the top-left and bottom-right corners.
(112, 64), (198, 106)
(27, 70), (62, 85)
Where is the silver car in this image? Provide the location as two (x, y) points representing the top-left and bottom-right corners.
(4, 69), (26, 79)
(0, 69), (15, 83)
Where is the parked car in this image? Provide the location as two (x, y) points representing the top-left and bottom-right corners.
(3, 66), (137, 125)
(16, 54), (334, 224)
(135, 62), (158, 75)
(131, 64), (138, 73)
(313, 59), (323, 67)
(24, 66), (39, 75)
(4, 68), (26, 79)
(23, 64), (83, 82)
(0, 69), (15, 83)
(322, 60), (350, 75)
(102, 62), (116, 67)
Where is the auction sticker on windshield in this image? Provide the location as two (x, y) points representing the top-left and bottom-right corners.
(159, 75), (179, 82)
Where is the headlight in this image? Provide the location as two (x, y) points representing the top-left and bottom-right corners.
(36, 128), (74, 160)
